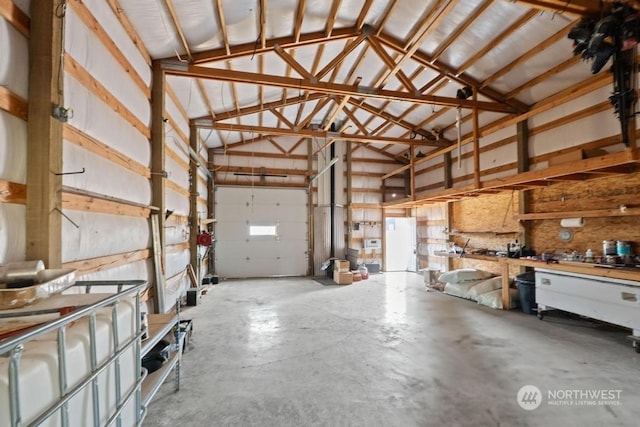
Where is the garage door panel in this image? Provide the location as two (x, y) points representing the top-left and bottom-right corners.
(215, 187), (308, 278)
(274, 208), (307, 222)
(276, 227), (308, 240)
(216, 224), (247, 241)
(215, 242), (250, 259)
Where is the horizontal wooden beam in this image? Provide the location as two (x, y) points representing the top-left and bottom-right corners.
(166, 179), (190, 198)
(0, 0), (30, 37)
(68, 0), (150, 99)
(510, 0), (604, 16)
(63, 124), (150, 178)
(213, 179), (307, 188)
(170, 66), (516, 113)
(192, 93), (327, 122)
(200, 123), (448, 146)
(211, 150), (308, 161)
(515, 207), (640, 220)
(63, 248), (151, 276)
(216, 165), (310, 176)
(0, 85), (28, 120)
(62, 192), (151, 217)
(381, 164), (411, 180)
(64, 55), (150, 138)
(0, 179), (26, 204)
(188, 27), (360, 63)
(387, 149), (640, 208)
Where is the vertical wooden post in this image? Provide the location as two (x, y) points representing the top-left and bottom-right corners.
(444, 152), (453, 189)
(409, 145), (415, 199)
(26, 2), (64, 267)
(472, 87), (480, 189)
(150, 61), (166, 313)
(381, 207), (387, 272)
(208, 148), (215, 274)
(189, 125), (199, 281)
(346, 141), (353, 254)
(517, 120), (529, 174)
(517, 119), (532, 296)
(307, 138), (314, 275)
(627, 46), (637, 150)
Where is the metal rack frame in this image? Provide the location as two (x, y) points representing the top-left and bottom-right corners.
(0, 280), (148, 427)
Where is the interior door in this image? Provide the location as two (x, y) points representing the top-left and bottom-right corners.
(215, 187), (308, 278)
(385, 217), (417, 272)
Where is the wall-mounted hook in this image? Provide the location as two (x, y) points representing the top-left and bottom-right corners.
(54, 208), (79, 229)
(55, 167), (85, 176)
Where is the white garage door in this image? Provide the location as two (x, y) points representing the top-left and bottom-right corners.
(214, 187), (309, 278)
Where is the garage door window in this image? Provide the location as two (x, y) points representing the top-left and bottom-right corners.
(250, 225), (278, 236)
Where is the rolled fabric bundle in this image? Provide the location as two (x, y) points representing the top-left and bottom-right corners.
(0, 260), (45, 282)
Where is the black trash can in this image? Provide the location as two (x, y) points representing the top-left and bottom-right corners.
(516, 271), (537, 314)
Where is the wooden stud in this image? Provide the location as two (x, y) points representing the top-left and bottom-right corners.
(346, 140), (353, 252)
(64, 55), (150, 138)
(151, 61), (166, 313)
(0, 0), (29, 36)
(0, 179), (26, 204)
(207, 148), (215, 274)
(68, 0), (150, 98)
(0, 86), (28, 120)
(517, 120), (529, 174)
(189, 125), (199, 279)
(63, 249), (151, 276)
(473, 88), (480, 189)
(27, 2), (64, 267)
(307, 137), (315, 275)
(62, 192), (150, 218)
(63, 124), (150, 178)
(105, 0), (151, 65)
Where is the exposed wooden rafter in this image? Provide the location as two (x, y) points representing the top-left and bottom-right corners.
(199, 123), (449, 147)
(169, 65), (516, 113)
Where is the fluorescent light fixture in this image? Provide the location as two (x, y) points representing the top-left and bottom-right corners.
(310, 157), (339, 184)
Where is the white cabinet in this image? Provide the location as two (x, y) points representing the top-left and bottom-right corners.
(535, 268), (640, 345)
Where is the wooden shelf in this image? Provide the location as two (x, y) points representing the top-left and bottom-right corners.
(433, 251), (501, 262)
(383, 149), (640, 208)
(142, 350), (180, 406)
(515, 207), (640, 221)
(141, 312), (180, 409)
(446, 231), (519, 236)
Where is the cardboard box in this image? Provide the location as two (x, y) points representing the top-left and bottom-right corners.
(333, 260), (350, 272)
(548, 148), (607, 166)
(333, 271), (353, 285)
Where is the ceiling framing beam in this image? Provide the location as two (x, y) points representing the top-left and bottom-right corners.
(510, 0), (606, 16)
(192, 93), (326, 123)
(187, 27), (360, 64)
(169, 65), (516, 113)
(198, 123), (449, 147)
(375, 32), (528, 113)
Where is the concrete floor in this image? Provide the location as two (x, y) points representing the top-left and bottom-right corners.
(144, 272), (640, 426)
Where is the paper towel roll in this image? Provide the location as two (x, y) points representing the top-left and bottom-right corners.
(560, 217), (584, 227)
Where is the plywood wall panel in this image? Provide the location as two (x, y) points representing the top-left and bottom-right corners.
(528, 172), (640, 256)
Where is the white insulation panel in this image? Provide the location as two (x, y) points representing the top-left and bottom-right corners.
(0, 203), (26, 264)
(64, 76), (151, 167)
(66, 9), (150, 127)
(61, 212), (149, 263)
(0, 110), (27, 183)
(62, 142), (151, 205)
(0, 19), (29, 98)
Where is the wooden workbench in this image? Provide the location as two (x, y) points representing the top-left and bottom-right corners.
(434, 251), (640, 309)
